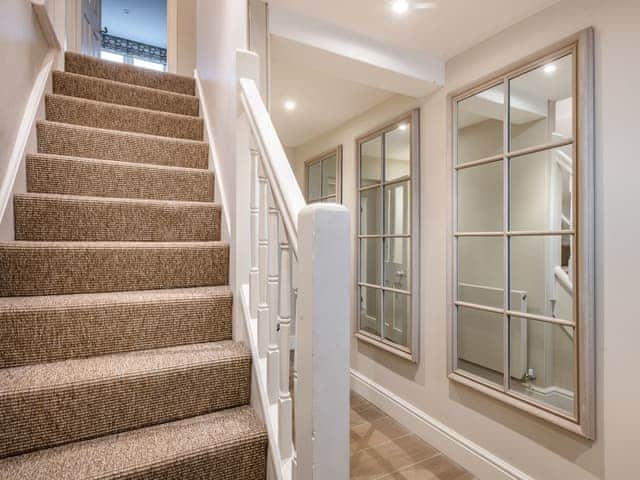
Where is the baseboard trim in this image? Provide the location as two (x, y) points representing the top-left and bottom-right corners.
(350, 369), (534, 480)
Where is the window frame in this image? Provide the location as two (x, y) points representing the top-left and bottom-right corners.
(448, 29), (595, 438)
(355, 109), (421, 362)
(304, 146), (343, 204)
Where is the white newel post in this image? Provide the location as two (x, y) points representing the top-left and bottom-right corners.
(295, 204), (351, 480)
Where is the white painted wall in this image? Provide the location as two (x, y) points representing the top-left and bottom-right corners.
(290, 0), (640, 477)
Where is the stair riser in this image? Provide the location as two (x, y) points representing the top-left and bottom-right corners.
(65, 52), (195, 95)
(53, 71), (199, 116)
(0, 296), (232, 368)
(0, 244), (229, 296)
(26, 155), (214, 202)
(45, 95), (204, 141)
(14, 196), (220, 242)
(0, 360), (251, 458)
(37, 122), (208, 169)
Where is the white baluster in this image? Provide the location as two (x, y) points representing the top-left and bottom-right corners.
(257, 161), (269, 357)
(267, 188), (281, 404)
(278, 223), (293, 462)
(249, 147), (260, 320)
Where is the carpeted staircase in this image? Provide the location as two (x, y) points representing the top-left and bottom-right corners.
(0, 52), (267, 479)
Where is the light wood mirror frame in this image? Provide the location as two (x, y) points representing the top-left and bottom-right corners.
(448, 28), (595, 438)
(304, 146), (343, 204)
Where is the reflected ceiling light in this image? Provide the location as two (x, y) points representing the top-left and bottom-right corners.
(391, 0), (410, 15)
(544, 63), (557, 74)
(398, 123), (409, 131)
(284, 100), (297, 111)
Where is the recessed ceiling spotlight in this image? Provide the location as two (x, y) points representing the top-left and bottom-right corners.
(391, 0), (410, 15)
(284, 100), (297, 111)
(398, 123), (409, 131)
(544, 63), (557, 74)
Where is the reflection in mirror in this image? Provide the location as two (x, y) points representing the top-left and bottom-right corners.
(385, 182), (410, 235)
(385, 124), (410, 181)
(457, 84), (504, 164)
(360, 187), (382, 235)
(510, 54), (573, 151)
(384, 238), (410, 291)
(383, 291), (410, 348)
(307, 161), (321, 201)
(457, 161), (503, 232)
(457, 237), (504, 308)
(360, 286), (381, 336)
(322, 154), (337, 197)
(457, 306), (504, 387)
(360, 238), (381, 286)
(510, 235), (573, 321)
(360, 136), (382, 186)
(509, 316), (575, 416)
(511, 146), (573, 231)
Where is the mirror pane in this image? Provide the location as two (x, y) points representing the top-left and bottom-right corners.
(457, 306), (504, 387)
(383, 291), (410, 348)
(457, 161), (503, 232)
(509, 316), (576, 416)
(360, 136), (382, 186)
(360, 286), (382, 337)
(510, 235), (573, 321)
(307, 162), (321, 201)
(384, 238), (410, 291)
(457, 84), (504, 165)
(360, 238), (382, 286)
(457, 237), (504, 308)
(385, 181), (410, 235)
(322, 154), (337, 197)
(510, 54), (573, 151)
(385, 124), (410, 181)
(360, 187), (382, 235)
(510, 145), (573, 231)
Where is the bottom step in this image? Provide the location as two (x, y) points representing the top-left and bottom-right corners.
(0, 406), (267, 480)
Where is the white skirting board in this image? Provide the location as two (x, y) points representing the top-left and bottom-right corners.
(350, 369), (534, 480)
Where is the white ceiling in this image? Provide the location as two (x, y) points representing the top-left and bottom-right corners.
(269, 0), (561, 61)
(271, 39), (396, 147)
(102, 0), (167, 48)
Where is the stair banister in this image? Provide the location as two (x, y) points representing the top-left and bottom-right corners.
(236, 49), (351, 480)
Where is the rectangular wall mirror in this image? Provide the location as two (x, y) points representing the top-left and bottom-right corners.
(450, 30), (594, 438)
(305, 146), (342, 204)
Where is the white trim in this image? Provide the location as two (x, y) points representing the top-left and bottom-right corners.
(194, 70), (232, 242)
(350, 369), (535, 480)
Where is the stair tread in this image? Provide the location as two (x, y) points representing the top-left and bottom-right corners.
(0, 406), (266, 480)
(16, 191), (218, 208)
(45, 94), (204, 141)
(0, 341), (248, 394)
(52, 70), (200, 116)
(0, 240), (226, 248)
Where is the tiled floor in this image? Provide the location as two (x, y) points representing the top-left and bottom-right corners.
(350, 392), (476, 479)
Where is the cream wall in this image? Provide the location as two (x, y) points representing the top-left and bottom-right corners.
(176, 0), (197, 77)
(290, 0), (640, 477)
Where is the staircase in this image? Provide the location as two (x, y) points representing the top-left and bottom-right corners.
(0, 52), (267, 479)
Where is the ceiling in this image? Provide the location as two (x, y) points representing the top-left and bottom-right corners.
(269, 0), (561, 61)
(102, 0), (167, 48)
(271, 41), (396, 147)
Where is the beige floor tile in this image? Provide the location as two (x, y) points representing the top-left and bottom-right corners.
(377, 454), (475, 480)
(351, 403), (388, 427)
(351, 392), (373, 413)
(351, 415), (410, 454)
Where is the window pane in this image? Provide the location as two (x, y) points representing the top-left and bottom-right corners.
(457, 84), (504, 165)
(360, 238), (381, 286)
(322, 154), (337, 197)
(457, 161), (503, 232)
(322, 196), (337, 203)
(385, 124), (410, 181)
(307, 162), (321, 201)
(360, 187), (382, 235)
(510, 145), (573, 231)
(384, 181), (410, 235)
(133, 58), (166, 72)
(457, 306), (504, 387)
(510, 54), (573, 151)
(100, 51), (124, 63)
(510, 235), (573, 320)
(457, 237), (504, 307)
(509, 316), (575, 416)
(384, 238), (410, 291)
(360, 286), (382, 336)
(360, 136), (382, 186)
(383, 291), (410, 348)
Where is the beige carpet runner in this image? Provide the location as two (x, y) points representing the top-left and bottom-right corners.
(0, 52), (267, 479)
